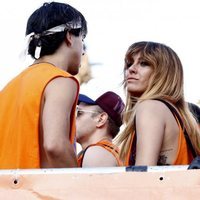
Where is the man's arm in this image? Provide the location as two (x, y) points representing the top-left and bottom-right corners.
(42, 77), (78, 168)
(82, 146), (118, 167)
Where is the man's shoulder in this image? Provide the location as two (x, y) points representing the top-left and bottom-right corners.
(82, 145), (118, 167)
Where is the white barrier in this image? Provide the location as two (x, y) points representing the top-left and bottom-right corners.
(0, 166), (200, 200)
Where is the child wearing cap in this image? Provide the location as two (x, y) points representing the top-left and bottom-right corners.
(76, 91), (124, 167)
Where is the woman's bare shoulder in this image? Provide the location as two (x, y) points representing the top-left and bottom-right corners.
(137, 99), (169, 114)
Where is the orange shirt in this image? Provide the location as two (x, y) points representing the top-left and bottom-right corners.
(172, 117), (194, 165)
(78, 140), (123, 167)
(0, 63), (79, 169)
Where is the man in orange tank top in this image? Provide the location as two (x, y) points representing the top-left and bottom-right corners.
(0, 2), (87, 169)
(76, 91), (125, 167)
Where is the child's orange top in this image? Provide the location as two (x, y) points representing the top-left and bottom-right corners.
(0, 63), (79, 169)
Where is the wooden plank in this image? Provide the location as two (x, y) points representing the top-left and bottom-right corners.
(0, 167), (199, 199)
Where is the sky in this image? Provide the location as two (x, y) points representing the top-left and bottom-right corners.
(0, 0), (200, 103)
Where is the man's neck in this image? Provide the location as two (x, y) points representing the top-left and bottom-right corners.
(34, 55), (67, 71)
(33, 43), (70, 71)
(80, 131), (112, 150)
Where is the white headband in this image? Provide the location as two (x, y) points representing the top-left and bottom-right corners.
(20, 21), (82, 59)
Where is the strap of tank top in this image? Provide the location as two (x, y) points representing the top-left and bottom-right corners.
(80, 141), (122, 166)
(155, 99), (197, 158)
(80, 141), (119, 161)
(97, 141), (123, 166)
(97, 140), (120, 154)
(77, 150), (84, 167)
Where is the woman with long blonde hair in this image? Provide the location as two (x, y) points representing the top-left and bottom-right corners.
(115, 41), (200, 166)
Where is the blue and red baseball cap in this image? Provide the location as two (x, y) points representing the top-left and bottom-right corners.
(78, 91), (125, 127)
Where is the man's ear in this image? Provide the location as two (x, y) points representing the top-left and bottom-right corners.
(96, 112), (108, 128)
(65, 31), (73, 46)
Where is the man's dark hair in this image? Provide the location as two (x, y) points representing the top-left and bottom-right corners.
(26, 2), (87, 59)
(188, 102), (200, 123)
(107, 117), (120, 138)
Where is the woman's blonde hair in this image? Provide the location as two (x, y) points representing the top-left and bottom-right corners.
(115, 41), (200, 162)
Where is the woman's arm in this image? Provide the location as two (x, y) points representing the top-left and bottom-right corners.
(134, 100), (167, 166)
